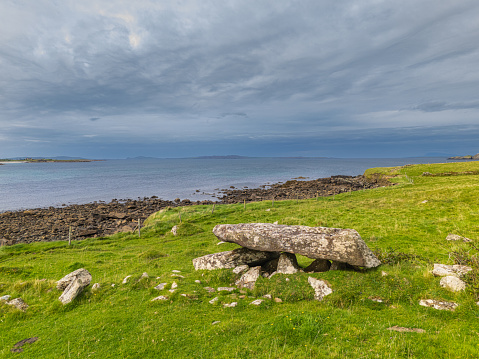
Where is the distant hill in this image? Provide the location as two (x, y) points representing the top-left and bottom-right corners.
(193, 155), (252, 159)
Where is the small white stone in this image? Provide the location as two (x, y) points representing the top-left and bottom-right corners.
(92, 283), (101, 291)
(122, 275), (132, 284)
(195, 280), (201, 284)
(223, 302), (238, 308)
(171, 282), (178, 289)
(209, 297), (219, 304)
(266, 209), (271, 212)
(204, 287), (215, 293)
(180, 293), (187, 297)
(140, 272), (149, 279)
(381, 271), (388, 277)
(217, 287), (235, 292)
(171, 274), (185, 278)
(169, 289), (176, 293)
(111, 284), (115, 287)
(0, 295), (11, 302)
(212, 321), (221, 325)
(285, 278), (290, 282)
(419, 299), (458, 311)
(262, 294), (272, 299)
(273, 221), (279, 225)
(171, 225), (178, 236)
(154, 283), (167, 290)
(216, 241), (226, 245)
(151, 295), (168, 301)
(172, 270), (181, 273)
(250, 299), (264, 306)
(421, 200), (428, 204)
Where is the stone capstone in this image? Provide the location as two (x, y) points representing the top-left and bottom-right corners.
(56, 268), (92, 305)
(276, 253), (302, 274)
(213, 223), (380, 268)
(192, 247), (280, 270)
(439, 276), (466, 292)
(308, 277), (333, 301)
(432, 264), (472, 277)
(235, 266), (261, 289)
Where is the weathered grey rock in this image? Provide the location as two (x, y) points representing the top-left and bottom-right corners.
(432, 264), (472, 277)
(0, 295), (11, 302)
(262, 294), (272, 299)
(329, 261), (354, 271)
(440, 276), (466, 292)
(91, 283), (101, 291)
(250, 299), (264, 306)
(56, 268), (92, 291)
(274, 297), (282, 303)
(195, 280), (201, 284)
(171, 274), (185, 278)
(235, 266), (261, 289)
(172, 270), (181, 273)
(7, 298), (28, 311)
(387, 326), (425, 333)
(192, 247), (280, 270)
(308, 277), (333, 301)
(154, 283), (167, 290)
(446, 233), (472, 242)
(276, 253), (302, 274)
(232, 265), (250, 274)
(419, 299), (458, 311)
(304, 259), (331, 273)
(151, 295), (168, 301)
(204, 286), (215, 293)
(213, 223), (380, 268)
(60, 277), (91, 305)
(140, 272), (149, 279)
(171, 282), (178, 289)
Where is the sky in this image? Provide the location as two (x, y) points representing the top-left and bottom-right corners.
(1, 0), (479, 159)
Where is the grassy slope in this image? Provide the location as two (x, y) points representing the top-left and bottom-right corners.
(1, 162), (479, 358)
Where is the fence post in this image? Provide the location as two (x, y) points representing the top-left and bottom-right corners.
(138, 219), (141, 238)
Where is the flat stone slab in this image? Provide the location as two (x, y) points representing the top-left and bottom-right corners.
(419, 299), (458, 311)
(308, 277), (333, 301)
(387, 326), (425, 333)
(440, 276), (466, 292)
(213, 223), (380, 268)
(432, 264), (472, 277)
(193, 247), (279, 270)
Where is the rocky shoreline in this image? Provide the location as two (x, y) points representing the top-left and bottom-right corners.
(0, 174), (391, 246)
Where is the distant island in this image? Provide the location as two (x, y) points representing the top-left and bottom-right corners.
(448, 153), (479, 160)
(193, 155), (252, 159)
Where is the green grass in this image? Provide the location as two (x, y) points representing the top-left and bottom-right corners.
(1, 161), (479, 358)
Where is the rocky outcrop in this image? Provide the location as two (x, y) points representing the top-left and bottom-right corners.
(57, 268), (92, 305)
(213, 223), (380, 268)
(192, 247), (280, 270)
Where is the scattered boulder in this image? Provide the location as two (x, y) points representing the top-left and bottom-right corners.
(276, 253), (302, 274)
(446, 234), (472, 242)
(213, 223), (380, 268)
(6, 298), (28, 311)
(192, 247), (279, 270)
(440, 276), (466, 292)
(235, 266), (261, 290)
(56, 268), (92, 305)
(419, 299), (458, 311)
(387, 326), (425, 333)
(308, 277), (333, 301)
(432, 264), (472, 277)
(305, 259), (331, 273)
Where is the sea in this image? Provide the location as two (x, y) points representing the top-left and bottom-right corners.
(0, 157), (451, 212)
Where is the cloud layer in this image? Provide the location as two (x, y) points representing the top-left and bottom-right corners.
(1, 0), (479, 158)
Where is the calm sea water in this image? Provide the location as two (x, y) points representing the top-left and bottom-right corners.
(0, 157), (449, 211)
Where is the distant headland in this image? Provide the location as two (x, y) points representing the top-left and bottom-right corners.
(448, 153), (479, 160)
(0, 157), (100, 164)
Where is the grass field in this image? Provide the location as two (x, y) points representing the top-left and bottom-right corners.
(1, 161), (479, 358)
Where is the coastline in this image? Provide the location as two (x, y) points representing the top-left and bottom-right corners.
(0, 174), (390, 246)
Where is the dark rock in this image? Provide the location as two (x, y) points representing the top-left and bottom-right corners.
(305, 259), (331, 272)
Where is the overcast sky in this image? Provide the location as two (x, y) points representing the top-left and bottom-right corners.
(1, 0), (479, 158)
